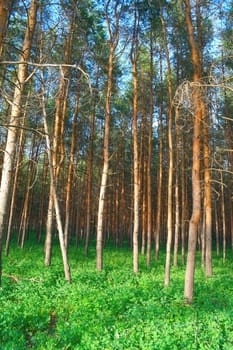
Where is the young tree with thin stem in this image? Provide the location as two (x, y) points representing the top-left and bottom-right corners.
(146, 25), (154, 267)
(160, 5), (174, 287)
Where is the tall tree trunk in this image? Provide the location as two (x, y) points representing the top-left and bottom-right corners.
(96, 0), (120, 270)
(130, 3), (140, 273)
(140, 108), (147, 256)
(85, 73), (98, 255)
(146, 27), (153, 267)
(0, 0), (38, 285)
(155, 49), (163, 261)
(160, 9), (174, 287)
(184, 0), (202, 303)
(196, 0), (212, 276)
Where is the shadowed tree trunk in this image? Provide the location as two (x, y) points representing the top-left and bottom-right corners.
(130, 2), (140, 273)
(85, 72), (98, 255)
(174, 108), (180, 267)
(0, 0), (12, 57)
(146, 26), (153, 267)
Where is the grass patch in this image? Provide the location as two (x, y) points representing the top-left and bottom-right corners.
(1, 241), (233, 349)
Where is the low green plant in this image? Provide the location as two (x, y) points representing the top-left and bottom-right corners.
(1, 241), (233, 349)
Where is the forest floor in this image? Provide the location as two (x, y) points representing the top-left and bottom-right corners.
(1, 239), (233, 349)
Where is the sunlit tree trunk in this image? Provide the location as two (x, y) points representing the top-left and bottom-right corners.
(96, 0), (120, 270)
(184, 0), (202, 303)
(196, 0), (212, 277)
(160, 9), (174, 287)
(0, 0), (38, 285)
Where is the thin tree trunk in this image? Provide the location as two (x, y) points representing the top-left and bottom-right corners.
(214, 200), (220, 256)
(5, 123), (26, 255)
(64, 86), (79, 249)
(140, 108), (147, 256)
(0, 0), (38, 285)
(96, 1), (120, 270)
(85, 74), (98, 255)
(155, 50), (163, 261)
(37, 153), (48, 243)
(203, 114), (212, 276)
(220, 170), (226, 261)
(174, 109), (180, 267)
(130, 3), (140, 273)
(181, 134), (186, 264)
(160, 9), (173, 287)
(41, 74), (71, 282)
(132, 58), (139, 273)
(146, 27), (153, 267)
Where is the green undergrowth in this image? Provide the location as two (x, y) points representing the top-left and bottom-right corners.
(1, 240), (233, 349)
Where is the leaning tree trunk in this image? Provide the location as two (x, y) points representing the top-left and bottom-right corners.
(41, 75), (71, 282)
(0, 0), (38, 285)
